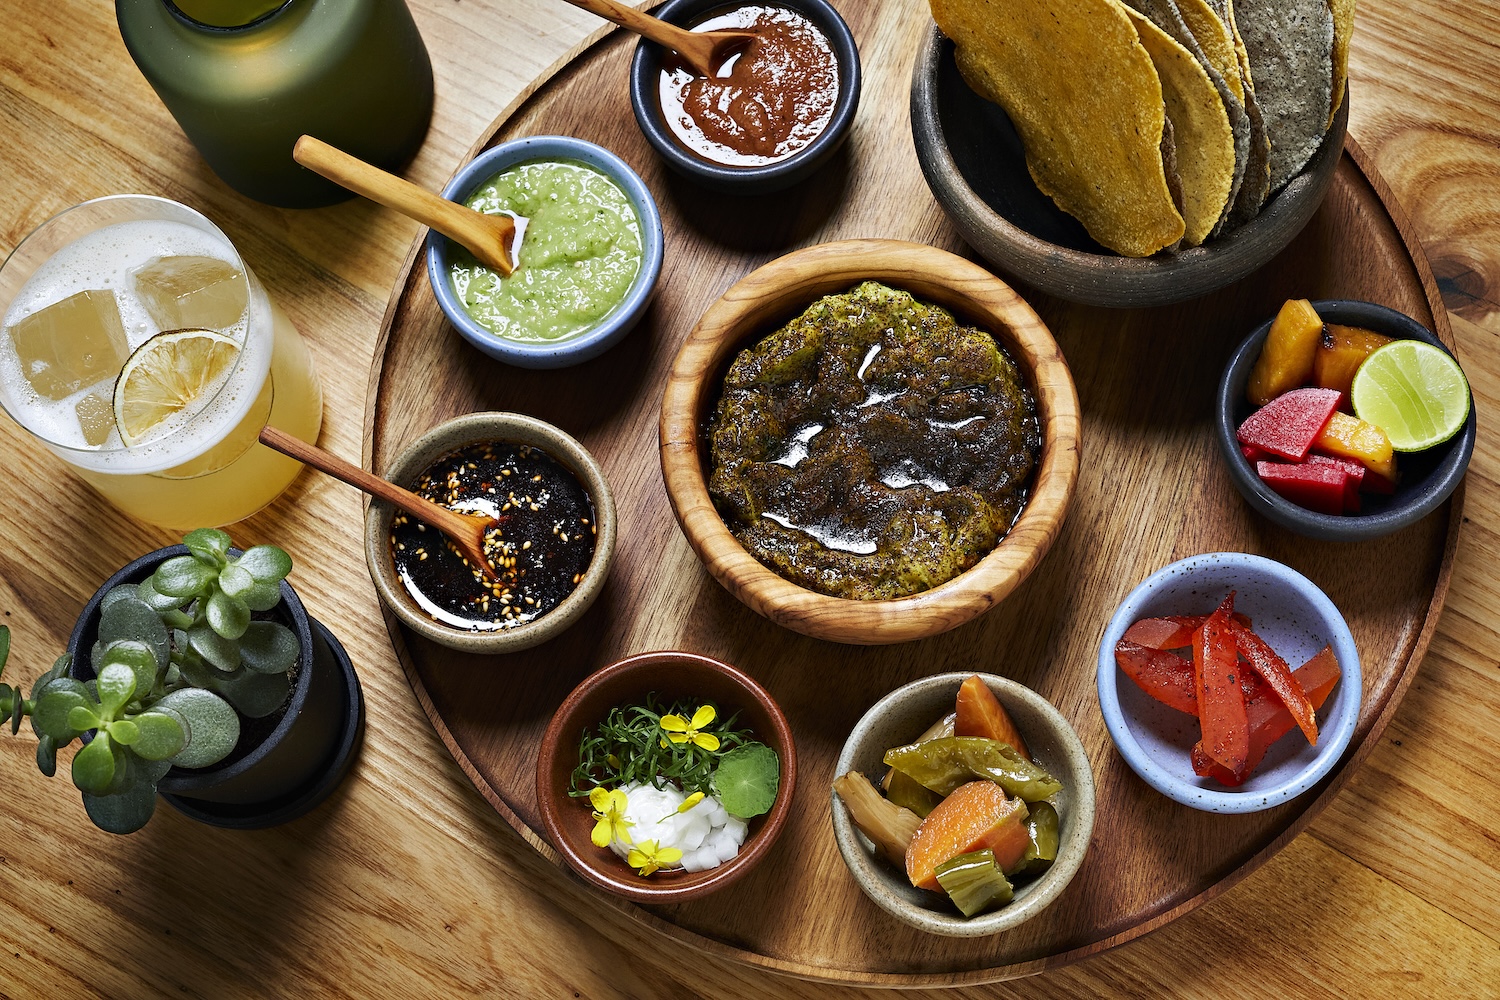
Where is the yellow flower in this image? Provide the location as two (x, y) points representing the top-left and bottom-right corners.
(676, 792), (706, 814)
(588, 786), (632, 848)
(659, 705), (720, 751)
(627, 839), (684, 877)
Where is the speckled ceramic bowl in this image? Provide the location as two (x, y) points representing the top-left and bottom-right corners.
(1216, 300), (1476, 541)
(1097, 552), (1362, 813)
(426, 135), (663, 369)
(830, 672), (1095, 937)
(363, 412), (617, 654)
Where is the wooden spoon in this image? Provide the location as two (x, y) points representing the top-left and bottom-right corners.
(258, 425), (502, 583)
(292, 136), (522, 277)
(562, 0), (755, 77)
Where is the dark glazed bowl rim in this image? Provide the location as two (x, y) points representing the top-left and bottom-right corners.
(628, 0), (862, 194)
(910, 25), (1349, 308)
(1215, 299), (1476, 541)
(534, 650), (798, 904)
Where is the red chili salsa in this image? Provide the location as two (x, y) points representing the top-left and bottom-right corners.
(658, 5), (840, 167)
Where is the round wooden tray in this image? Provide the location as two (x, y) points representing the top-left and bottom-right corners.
(364, 2), (1461, 986)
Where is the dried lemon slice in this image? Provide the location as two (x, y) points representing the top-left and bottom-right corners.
(112, 329), (239, 446)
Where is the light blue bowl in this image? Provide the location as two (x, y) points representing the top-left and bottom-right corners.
(1096, 552), (1362, 814)
(426, 136), (664, 369)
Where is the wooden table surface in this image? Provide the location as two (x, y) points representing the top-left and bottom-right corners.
(1, 1), (1496, 996)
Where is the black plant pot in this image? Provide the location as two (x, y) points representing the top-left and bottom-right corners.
(67, 545), (364, 830)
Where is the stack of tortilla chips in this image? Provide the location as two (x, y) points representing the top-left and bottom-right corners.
(931, 0), (1354, 256)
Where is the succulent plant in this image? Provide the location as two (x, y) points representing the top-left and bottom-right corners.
(0, 529), (299, 834)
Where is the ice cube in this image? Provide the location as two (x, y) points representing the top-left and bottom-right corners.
(74, 391), (115, 446)
(132, 255), (247, 331)
(7, 289), (129, 400)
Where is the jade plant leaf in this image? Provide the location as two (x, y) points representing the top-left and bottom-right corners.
(130, 711), (187, 761)
(97, 640), (158, 702)
(218, 563), (255, 601)
(183, 527), (232, 564)
(105, 719), (139, 745)
(215, 669), (291, 719)
(99, 584), (140, 611)
(72, 732), (116, 794)
(156, 688), (239, 769)
(242, 580), (282, 613)
(188, 624), (241, 673)
(206, 590), (250, 641)
(82, 783), (157, 835)
(0, 624), (10, 667)
(152, 556), (217, 599)
(134, 574), (187, 615)
(98, 596), (169, 671)
(32, 679), (92, 741)
(95, 663), (137, 717)
(238, 622), (299, 675)
(237, 545), (292, 584)
(36, 735), (57, 777)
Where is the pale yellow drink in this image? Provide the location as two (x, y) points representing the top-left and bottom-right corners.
(0, 196), (322, 529)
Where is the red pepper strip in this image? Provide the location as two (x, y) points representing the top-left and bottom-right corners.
(1114, 641), (1199, 715)
(1192, 646), (1342, 786)
(1230, 622), (1319, 745)
(1194, 600), (1249, 774)
(1123, 613), (1255, 650)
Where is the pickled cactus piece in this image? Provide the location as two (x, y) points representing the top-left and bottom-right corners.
(132, 255), (248, 331)
(883, 736), (1062, 802)
(832, 771), (922, 866)
(7, 289), (128, 400)
(933, 849), (1014, 916)
(885, 767), (943, 818)
(74, 391), (116, 446)
(1015, 800), (1059, 878)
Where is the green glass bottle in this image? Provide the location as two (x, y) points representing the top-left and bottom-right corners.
(117, 0), (435, 208)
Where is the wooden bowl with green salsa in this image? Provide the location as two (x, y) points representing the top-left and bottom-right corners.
(659, 239), (1080, 645)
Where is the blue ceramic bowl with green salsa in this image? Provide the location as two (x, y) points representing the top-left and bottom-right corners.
(427, 136), (664, 369)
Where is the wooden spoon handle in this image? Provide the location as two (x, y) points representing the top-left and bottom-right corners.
(258, 425), (466, 535)
(564, 0), (694, 50)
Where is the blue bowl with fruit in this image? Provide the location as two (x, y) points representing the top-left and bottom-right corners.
(427, 135), (664, 369)
(1215, 299), (1475, 541)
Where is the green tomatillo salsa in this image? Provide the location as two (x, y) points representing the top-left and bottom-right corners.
(450, 160), (643, 342)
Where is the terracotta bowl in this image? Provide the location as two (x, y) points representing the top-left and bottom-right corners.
(535, 651), (797, 904)
(1215, 300), (1476, 541)
(1097, 552), (1363, 813)
(659, 238), (1080, 645)
(830, 672), (1096, 937)
(910, 25), (1348, 308)
(363, 411), (617, 654)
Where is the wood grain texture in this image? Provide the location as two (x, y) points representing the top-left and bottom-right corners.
(368, 2), (1460, 985)
(657, 239), (1081, 644)
(0, 0), (1497, 996)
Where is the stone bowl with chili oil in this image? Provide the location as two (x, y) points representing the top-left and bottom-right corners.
(1216, 300), (1476, 542)
(629, 0), (861, 194)
(831, 672), (1096, 937)
(1097, 552), (1362, 814)
(535, 650), (798, 905)
(659, 239), (1080, 645)
(363, 411), (617, 654)
(910, 26), (1347, 309)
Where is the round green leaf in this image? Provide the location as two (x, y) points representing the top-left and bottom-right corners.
(238, 621), (299, 675)
(98, 640), (159, 702)
(183, 528), (232, 565)
(82, 784), (157, 835)
(33, 680), (92, 740)
(35, 735), (57, 777)
(236, 545), (292, 584)
(129, 711), (187, 761)
(215, 669), (291, 719)
(99, 584), (140, 611)
(206, 590), (250, 641)
(67, 704), (102, 732)
(72, 733), (116, 794)
(98, 597), (169, 671)
(0, 624), (10, 670)
(152, 556), (217, 599)
(105, 719), (140, 745)
(242, 580), (282, 613)
(188, 624), (241, 673)
(134, 574), (186, 614)
(157, 688), (239, 769)
(96, 663), (137, 716)
(218, 563), (255, 600)
(712, 743), (780, 819)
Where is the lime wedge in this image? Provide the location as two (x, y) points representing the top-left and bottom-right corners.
(113, 329), (240, 446)
(1349, 340), (1470, 452)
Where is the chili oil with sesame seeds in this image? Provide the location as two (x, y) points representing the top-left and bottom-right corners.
(391, 442), (597, 631)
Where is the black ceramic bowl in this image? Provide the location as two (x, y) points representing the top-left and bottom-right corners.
(629, 0), (861, 194)
(910, 26), (1347, 308)
(1216, 300), (1476, 541)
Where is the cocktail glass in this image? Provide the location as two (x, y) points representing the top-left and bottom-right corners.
(0, 195), (322, 529)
